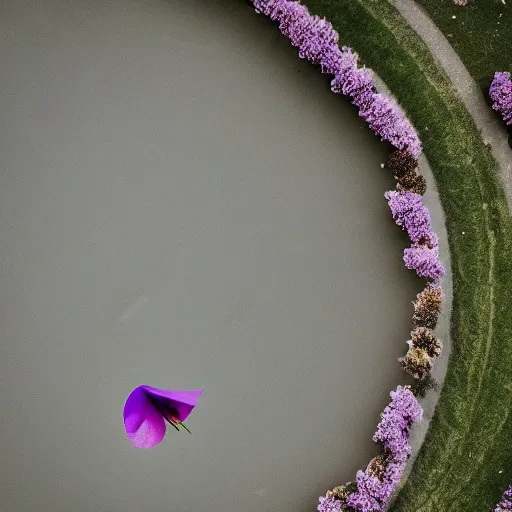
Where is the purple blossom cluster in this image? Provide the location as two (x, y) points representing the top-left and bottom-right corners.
(403, 244), (445, 280)
(317, 388), (422, 512)
(495, 485), (512, 511)
(347, 460), (404, 511)
(344, 387), (422, 511)
(253, 0), (342, 74)
(372, 386), (423, 460)
(384, 188), (432, 243)
(317, 496), (343, 512)
(489, 72), (512, 126)
(355, 91), (422, 158)
(385, 188), (444, 280)
(251, 0), (422, 156)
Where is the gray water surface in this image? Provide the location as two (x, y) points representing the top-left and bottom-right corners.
(0, 1), (420, 510)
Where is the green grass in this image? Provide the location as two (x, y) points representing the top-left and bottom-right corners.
(275, 0), (512, 509)
(415, 0), (512, 91)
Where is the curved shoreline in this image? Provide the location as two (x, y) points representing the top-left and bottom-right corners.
(0, 1), (427, 511)
(285, 0), (512, 509)
(371, 76), (454, 502)
(247, 3), (452, 508)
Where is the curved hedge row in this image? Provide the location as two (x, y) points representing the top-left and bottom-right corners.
(260, 0), (512, 510)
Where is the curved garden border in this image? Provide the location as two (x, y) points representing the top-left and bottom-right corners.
(242, 0), (512, 510)
(247, 2), (448, 510)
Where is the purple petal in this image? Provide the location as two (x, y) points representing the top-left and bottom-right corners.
(140, 386), (203, 422)
(123, 386), (166, 449)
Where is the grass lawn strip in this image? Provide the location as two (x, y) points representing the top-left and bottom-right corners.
(292, 1), (512, 510)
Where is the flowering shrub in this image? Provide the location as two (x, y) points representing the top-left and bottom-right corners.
(318, 387), (422, 512)
(410, 374), (438, 398)
(356, 92), (422, 157)
(489, 72), (512, 126)
(412, 284), (443, 329)
(317, 495), (343, 512)
(454, 0), (470, 5)
(495, 485), (512, 511)
(410, 327), (442, 358)
(385, 190), (443, 280)
(385, 188), (432, 243)
(373, 386), (423, 459)
(403, 243), (445, 280)
(344, 387), (423, 511)
(330, 50), (374, 101)
(318, 483), (357, 511)
(387, 149), (418, 177)
(399, 347), (432, 380)
(252, 0), (422, 157)
(397, 171), (427, 195)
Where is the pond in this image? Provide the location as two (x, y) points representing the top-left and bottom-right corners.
(0, 0), (420, 510)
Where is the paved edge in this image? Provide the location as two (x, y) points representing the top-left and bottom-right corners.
(373, 74), (454, 506)
(391, 0), (512, 211)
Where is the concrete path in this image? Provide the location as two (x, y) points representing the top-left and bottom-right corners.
(392, 0), (512, 210)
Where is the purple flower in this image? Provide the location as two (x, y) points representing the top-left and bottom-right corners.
(346, 462), (405, 511)
(251, 0), (422, 157)
(373, 386), (422, 461)
(403, 243), (445, 280)
(357, 94), (422, 157)
(495, 485), (512, 511)
(385, 188), (432, 243)
(317, 496), (343, 512)
(123, 386), (203, 448)
(346, 387), (422, 511)
(346, 486), (381, 512)
(254, 0), (342, 73)
(489, 72), (512, 126)
(385, 188), (442, 279)
(330, 47), (373, 99)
